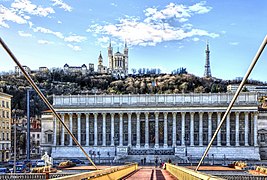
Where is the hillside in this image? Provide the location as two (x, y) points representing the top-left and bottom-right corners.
(0, 69), (233, 116)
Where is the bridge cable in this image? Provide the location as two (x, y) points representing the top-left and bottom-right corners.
(196, 35), (267, 171)
(0, 37), (98, 170)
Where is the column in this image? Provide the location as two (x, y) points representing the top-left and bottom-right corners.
(190, 112), (194, 146)
(77, 113), (81, 144)
(163, 112), (168, 148)
(181, 112), (185, 146)
(61, 113), (64, 146)
(172, 112), (177, 147)
(94, 113), (98, 146)
(217, 112), (221, 146)
(235, 112), (240, 146)
(226, 113), (230, 146)
(199, 112), (203, 146)
(119, 113), (123, 146)
(136, 112), (140, 148)
(53, 116), (57, 146)
(127, 113), (132, 147)
(245, 112), (249, 146)
(85, 113), (89, 146)
(208, 112), (212, 142)
(254, 112), (258, 146)
(69, 113), (73, 146)
(145, 112), (149, 148)
(111, 113), (115, 146)
(154, 112), (159, 148)
(102, 113), (106, 146)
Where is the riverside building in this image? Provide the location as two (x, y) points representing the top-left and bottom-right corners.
(0, 92), (12, 162)
(40, 92), (264, 161)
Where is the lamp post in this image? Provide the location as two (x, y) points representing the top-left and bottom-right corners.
(12, 109), (23, 173)
(113, 136), (117, 156)
(184, 136), (188, 157)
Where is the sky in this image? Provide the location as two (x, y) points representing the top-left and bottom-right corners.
(0, 0), (267, 81)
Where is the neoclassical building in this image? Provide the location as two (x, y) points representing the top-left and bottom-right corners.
(41, 92), (262, 160)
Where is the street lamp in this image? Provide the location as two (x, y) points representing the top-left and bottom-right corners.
(12, 109), (23, 173)
(113, 136), (117, 156)
(184, 136), (188, 157)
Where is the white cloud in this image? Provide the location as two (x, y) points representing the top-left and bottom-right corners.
(88, 18), (218, 47)
(11, 0), (55, 17)
(67, 44), (81, 51)
(18, 30), (32, 37)
(192, 37), (199, 41)
(88, 1), (218, 47)
(50, 0), (72, 12)
(33, 26), (64, 39)
(188, 1), (212, 14)
(144, 1), (211, 24)
(0, 4), (27, 28)
(64, 35), (87, 43)
(229, 42), (239, 46)
(57, 20), (62, 24)
(110, 3), (117, 7)
(38, 39), (54, 44)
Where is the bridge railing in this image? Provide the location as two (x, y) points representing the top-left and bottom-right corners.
(164, 163), (225, 180)
(50, 163), (138, 180)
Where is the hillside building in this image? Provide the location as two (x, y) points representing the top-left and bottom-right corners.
(108, 41), (128, 78)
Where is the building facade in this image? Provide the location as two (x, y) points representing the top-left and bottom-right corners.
(108, 41), (128, 78)
(227, 84), (267, 93)
(0, 92), (12, 162)
(97, 52), (108, 74)
(41, 92), (262, 161)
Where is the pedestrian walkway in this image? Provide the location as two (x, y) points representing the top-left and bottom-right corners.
(123, 166), (176, 180)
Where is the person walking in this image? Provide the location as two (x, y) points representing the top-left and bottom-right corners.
(155, 157), (159, 168)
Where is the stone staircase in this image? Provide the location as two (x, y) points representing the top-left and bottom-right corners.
(120, 155), (188, 164)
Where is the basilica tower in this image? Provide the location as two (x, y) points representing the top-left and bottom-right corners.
(204, 42), (212, 78)
(108, 40), (128, 78)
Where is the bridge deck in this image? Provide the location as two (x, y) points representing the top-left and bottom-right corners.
(124, 167), (176, 180)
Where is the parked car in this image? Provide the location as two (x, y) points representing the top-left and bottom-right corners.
(0, 168), (10, 174)
(69, 159), (85, 164)
(10, 165), (27, 173)
(36, 160), (45, 167)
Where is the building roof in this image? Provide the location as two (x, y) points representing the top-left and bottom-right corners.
(0, 92), (13, 98)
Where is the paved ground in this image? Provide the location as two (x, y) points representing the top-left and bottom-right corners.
(185, 165), (241, 171)
(124, 167), (176, 180)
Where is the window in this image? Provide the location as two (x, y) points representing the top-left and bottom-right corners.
(2, 133), (4, 140)
(6, 133), (9, 140)
(47, 134), (52, 143)
(37, 141), (40, 146)
(37, 134), (40, 139)
(2, 111), (5, 118)
(6, 102), (9, 108)
(2, 101), (4, 107)
(6, 112), (9, 118)
(260, 134), (265, 142)
(32, 134), (35, 138)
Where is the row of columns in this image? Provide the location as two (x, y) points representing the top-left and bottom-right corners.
(53, 111), (258, 147)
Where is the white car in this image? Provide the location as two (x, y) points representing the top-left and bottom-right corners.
(36, 160), (45, 167)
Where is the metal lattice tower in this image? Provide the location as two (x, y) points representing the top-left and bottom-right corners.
(204, 42), (212, 78)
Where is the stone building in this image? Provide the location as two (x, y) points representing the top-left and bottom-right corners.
(97, 52), (108, 74)
(41, 92), (263, 161)
(15, 65), (31, 76)
(108, 41), (128, 78)
(0, 92), (12, 162)
(63, 63), (88, 75)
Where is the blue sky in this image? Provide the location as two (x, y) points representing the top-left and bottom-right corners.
(0, 0), (267, 81)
